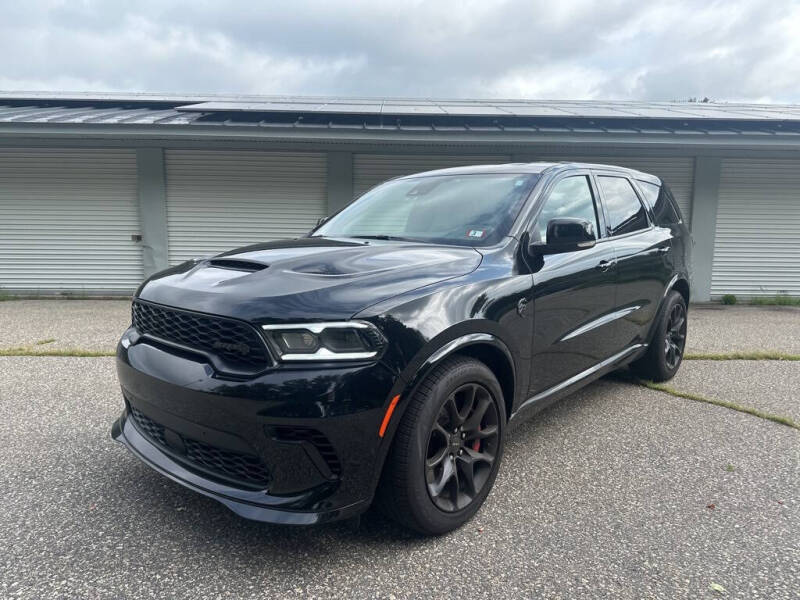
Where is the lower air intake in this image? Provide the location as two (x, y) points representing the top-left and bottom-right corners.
(129, 406), (270, 487)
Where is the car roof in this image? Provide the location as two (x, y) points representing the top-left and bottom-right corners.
(397, 161), (662, 184)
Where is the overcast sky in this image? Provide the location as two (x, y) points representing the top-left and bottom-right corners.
(3, 0), (799, 103)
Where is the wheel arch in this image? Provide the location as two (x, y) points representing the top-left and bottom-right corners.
(377, 332), (517, 454)
(450, 342), (515, 422)
(368, 328), (520, 502)
(415, 333), (516, 420)
(644, 274), (690, 347)
(671, 276), (690, 306)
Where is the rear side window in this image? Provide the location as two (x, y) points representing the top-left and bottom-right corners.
(637, 180), (682, 225)
(597, 176), (649, 236)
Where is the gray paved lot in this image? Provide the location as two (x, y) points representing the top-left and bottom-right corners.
(669, 359), (800, 424)
(0, 299), (130, 351)
(0, 357), (797, 599)
(687, 305), (800, 354)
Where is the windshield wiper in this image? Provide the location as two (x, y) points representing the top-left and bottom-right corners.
(349, 235), (418, 242)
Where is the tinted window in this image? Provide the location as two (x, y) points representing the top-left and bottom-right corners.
(534, 176), (599, 242)
(637, 180), (681, 225)
(637, 180), (659, 207)
(314, 173), (539, 247)
(597, 176), (649, 236)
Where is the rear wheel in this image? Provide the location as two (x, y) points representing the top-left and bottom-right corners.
(630, 290), (687, 382)
(377, 356), (506, 535)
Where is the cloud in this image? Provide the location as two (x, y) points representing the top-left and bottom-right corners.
(1, 0), (798, 102)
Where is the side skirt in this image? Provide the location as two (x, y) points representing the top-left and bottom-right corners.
(508, 343), (646, 429)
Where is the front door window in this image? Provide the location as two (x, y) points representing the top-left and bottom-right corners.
(534, 175), (600, 241)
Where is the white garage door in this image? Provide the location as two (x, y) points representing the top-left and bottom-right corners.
(531, 154), (695, 228)
(166, 150), (327, 264)
(0, 148), (142, 293)
(711, 159), (800, 298)
(352, 154), (512, 198)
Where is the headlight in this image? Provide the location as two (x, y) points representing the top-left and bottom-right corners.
(261, 321), (386, 362)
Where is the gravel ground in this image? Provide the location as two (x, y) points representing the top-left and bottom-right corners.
(0, 300), (130, 351)
(687, 305), (800, 354)
(2, 300), (800, 355)
(0, 357), (797, 600)
(669, 360), (800, 424)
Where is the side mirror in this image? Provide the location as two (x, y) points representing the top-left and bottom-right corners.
(529, 218), (597, 255)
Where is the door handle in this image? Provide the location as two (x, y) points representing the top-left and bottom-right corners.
(596, 260), (615, 272)
(656, 246), (670, 254)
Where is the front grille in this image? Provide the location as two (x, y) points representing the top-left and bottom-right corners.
(132, 300), (270, 370)
(129, 406), (270, 487)
(272, 426), (342, 476)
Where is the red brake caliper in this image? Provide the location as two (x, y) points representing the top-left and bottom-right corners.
(472, 427), (481, 451)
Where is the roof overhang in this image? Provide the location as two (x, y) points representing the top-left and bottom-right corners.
(3, 121), (800, 152)
(2, 93), (800, 151)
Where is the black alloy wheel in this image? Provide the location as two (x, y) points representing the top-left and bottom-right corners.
(630, 289), (688, 382)
(664, 302), (687, 370)
(376, 355), (506, 535)
(425, 382), (500, 512)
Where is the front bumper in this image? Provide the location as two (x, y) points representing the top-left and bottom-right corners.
(112, 411), (367, 524)
(112, 331), (398, 525)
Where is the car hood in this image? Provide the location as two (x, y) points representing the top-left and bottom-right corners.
(137, 237), (482, 322)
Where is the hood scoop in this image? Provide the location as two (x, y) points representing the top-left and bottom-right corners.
(207, 258), (268, 272)
(290, 261), (352, 276)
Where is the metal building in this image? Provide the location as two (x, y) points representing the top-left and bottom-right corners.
(1, 92), (799, 301)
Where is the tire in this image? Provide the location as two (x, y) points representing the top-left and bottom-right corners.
(376, 355), (506, 535)
(630, 290), (688, 382)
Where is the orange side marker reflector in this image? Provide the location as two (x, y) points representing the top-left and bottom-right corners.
(378, 395), (401, 437)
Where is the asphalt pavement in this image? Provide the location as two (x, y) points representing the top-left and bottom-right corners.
(0, 299), (130, 351)
(668, 359), (800, 424)
(687, 305), (800, 354)
(1, 352), (797, 599)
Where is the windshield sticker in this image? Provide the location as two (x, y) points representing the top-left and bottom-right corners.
(467, 229), (486, 239)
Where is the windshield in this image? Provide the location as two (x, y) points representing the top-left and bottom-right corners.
(313, 173), (540, 246)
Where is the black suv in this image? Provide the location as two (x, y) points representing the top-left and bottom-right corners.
(112, 162), (690, 534)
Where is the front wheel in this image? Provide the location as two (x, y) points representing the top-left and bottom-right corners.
(630, 290), (688, 382)
(376, 356), (506, 535)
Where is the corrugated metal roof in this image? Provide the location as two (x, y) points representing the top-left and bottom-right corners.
(178, 97), (800, 121)
(2, 92), (800, 138)
(4, 91), (800, 120)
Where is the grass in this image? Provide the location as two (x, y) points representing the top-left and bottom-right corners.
(641, 380), (800, 431)
(725, 464), (735, 472)
(0, 292), (131, 301)
(0, 347), (115, 357)
(684, 351), (800, 361)
(34, 338), (57, 346)
(749, 295), (800, 306)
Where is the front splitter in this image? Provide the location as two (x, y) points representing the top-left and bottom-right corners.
(111, 412), (368, 526)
